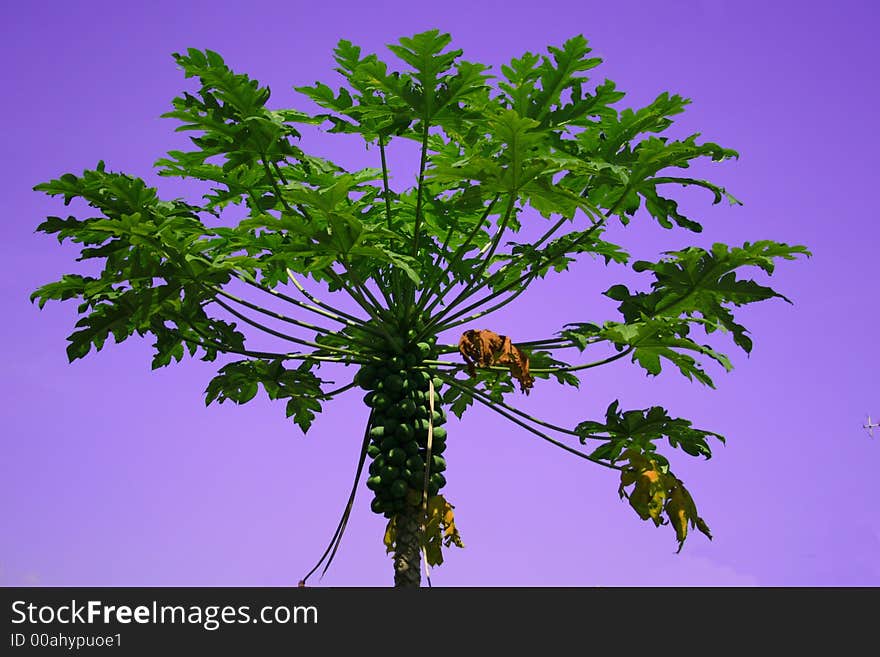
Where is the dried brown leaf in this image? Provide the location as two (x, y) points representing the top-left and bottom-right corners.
(458, 328), (535, 393)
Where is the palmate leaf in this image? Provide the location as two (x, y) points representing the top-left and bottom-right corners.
(604, 241), (812, 355)
(534, 241), (810, 386)
(204, 359), (329, 433)
(549, 92), (741, 230)
(440, 378), (476, 420)
(441, 367), (516, 419)
(30, 165), (261, 377)
(628, 134), (741, 232)
(421, 37), (748, 301)
(419, 182), (493, 251)
(520, 153), (629, 220)
(576, 400), (725, 461)
(154, 46), (383, 267)
(598, 318), (732, 387)
(615, 448), (712, 552)
(557, 322), (602, 350)
(427, 108), (559, 200)
(380, 34), (493, 130)
(385, 30), (462, 120)
(298, 36), (413, 141)
(297, 31), (491, 144)
(488, 227), (629, 292)
(158, 48), (304, 175)
(594, 92), (691, 158)
(527, 350), (581, 387)
(30, 274), (98, 309)
(34, 160), (161, 210)
(497, 34), (609, 128)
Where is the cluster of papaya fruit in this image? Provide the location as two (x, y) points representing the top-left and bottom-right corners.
(354, 340), (448, 518)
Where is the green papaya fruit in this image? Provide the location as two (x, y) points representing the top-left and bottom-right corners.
(409, 370), (430, 385)
(374, 392), (393, 410)
(387, 448), (406, 466)
(384, 374), (404, 392)
(381, 465), (400, 481)
(398, 399), (416, 418)
(395, 423), (415, 440)
(391, 479), (408, 498)
(353, 368), (369, 389)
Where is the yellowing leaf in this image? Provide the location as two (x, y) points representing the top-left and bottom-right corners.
(422, 494), (464, 566)
(665, 476), (712, 553)
(383, 516), (397, 554)
(381, 496), (465, 568)
(627, 464), (666, 524)
(618, 449), (712, 551)
(666, 485), (689, 544)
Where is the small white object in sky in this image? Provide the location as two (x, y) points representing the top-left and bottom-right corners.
(864, 414), (878, 438)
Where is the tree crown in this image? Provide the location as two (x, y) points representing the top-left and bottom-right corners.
(31, 30), (810, 558)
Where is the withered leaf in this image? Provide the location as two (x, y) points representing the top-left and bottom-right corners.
(422, 494), (465, 567)
(618, 448), (712, 551)
(620, 456), (666, 525)
(382, 494), (465, 567)
(383, 516), (397, 555)
(458, 328), (535, 393)
(664, 476), (712, 553)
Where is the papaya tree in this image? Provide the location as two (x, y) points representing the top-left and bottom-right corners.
(30, 30), (810, 587)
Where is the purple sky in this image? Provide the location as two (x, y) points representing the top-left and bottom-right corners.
(3, 0), (878, 587)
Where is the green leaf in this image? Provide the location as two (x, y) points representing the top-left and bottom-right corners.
(527, 350), (580, 387)
(30, 274), (95, 309)
(497, 35), (609, 128)
(601, 241), (811, 358)
(558, 322), (602, 350)
(598, 319), (730, 387)
(575, 402), (725, 461)
(204, 359), (329, 433)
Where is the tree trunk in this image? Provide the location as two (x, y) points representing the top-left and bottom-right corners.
(393, 506), (422, 588)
